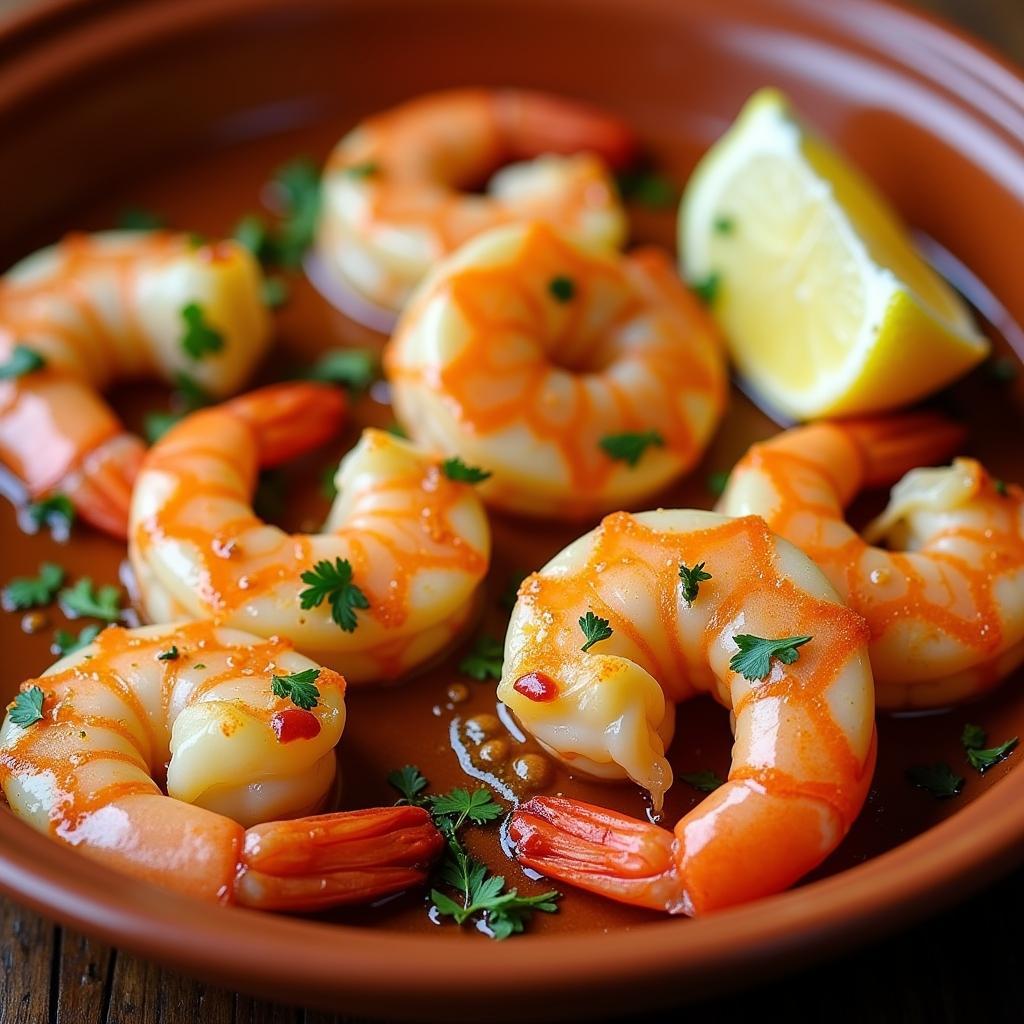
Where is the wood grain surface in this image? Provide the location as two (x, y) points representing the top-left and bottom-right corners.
(1, 0), (1021, 1021)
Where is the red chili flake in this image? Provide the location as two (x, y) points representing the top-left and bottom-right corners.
(512, 671), (559, 702)
(271, 708), (321, 743)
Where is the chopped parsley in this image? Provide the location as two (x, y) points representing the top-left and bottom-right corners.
(729, 634), (812, 681)
(441, 456), (492, 484)
(180, 303), (225, 360)
(116, 206), (165, 231)
(707, 470), (730, 497)
(615, 170), (678, 208)
(59, 578), (123, 622)
(232, 213), (273, 262)
(304, 348), (379, 393)
(143, 411), (181, 444)
(3, 562), (65, 610)
(320, 463), (339, 501)
(386, 422), (409, 439)
(995, 479), (1009, 497)
(713, 215), (735, 235)
(961, 724), (1018, 773)
(9, 686), (45, 728)
(52, 624), (101, 657)
(961, 723), (987, 751)
(261, 276), (290, 309)
(157, 645), (180, 662)
(299, 557), (370, 632)
(678, 562), (712, 606)
(548, 276), (576, 303)
(0, 345), (46, 380)
(271, 667), (321, 711)
(907, 762), (964, 799)
(269, 157), (321, 268)
(599, 430), (665, 467)
(579, 610), (613, 653)
(26, 494), (75, 537)
(343, 161), (379, 179)
(679, 770), (724, 793)
(692, 272), (720, 306)
(458, 635), (504, 681)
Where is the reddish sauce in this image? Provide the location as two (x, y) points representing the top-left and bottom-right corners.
(271, 708), (322, 743)
(513, 671), (559, 702)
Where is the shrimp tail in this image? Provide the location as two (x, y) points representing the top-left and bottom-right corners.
(509, 797), (682, 913)
(840, 411), (966, 488)
(59, 433), (146, 538)
(224, 382), (347, 468)
(496, 90), (638, 170)
(234, 805), (444, 911)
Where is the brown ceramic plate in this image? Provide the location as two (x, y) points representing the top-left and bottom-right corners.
(2, 0), (1024, 1019)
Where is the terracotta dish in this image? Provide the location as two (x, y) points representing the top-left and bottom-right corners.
(2, 0), (1024, 1019)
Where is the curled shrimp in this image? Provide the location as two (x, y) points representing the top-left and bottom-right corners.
(315, 88), (636, 319)
(0, 231), (270, 536)
(0, 622), (443, 911)
(498, 510), (875, 914)
(385, 222), (727, 519)
(129, 382), (491, 683)
(718, 414), (1024, 709)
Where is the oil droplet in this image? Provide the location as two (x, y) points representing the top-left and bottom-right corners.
(869, 568), (891, 585)
(21, 611), (47, 634)
(464, 713), (501, 744)
(478, 738), (509, 765)
(446, 682), (470, 704)
(511, 753), (553, 789)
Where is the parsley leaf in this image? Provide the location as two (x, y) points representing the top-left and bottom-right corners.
(458, 635), (504, 681)
(967, 737), (1018, 773)
(271, 667), (321, 711)
(157, 645), (179, 662)
(299, 557), (370, 632)
(579, 610), (613, 653)
(599, 430), (665, 468)
(59, 578), (123, 622)
(261, 276), (289, 309)
(679, 770), (724, 793)
(52, 624), (101, 657)
(3, 562), (65, 610)
(0, 345), (46, 380)
(907, 762), (964, 798)
(678, 561), (712, 606)
(548, 276), (576, 303)
(387, 765), (429, 805)
(429, 788), (503, 829)
(26, 494), (75, 538)
(304, 348), (378, 393)
(692, 272), (720, 306)
(232, 213), (274, 262)
(269, 157), (321, 268)
(961, 723), (987, 751)
(707, 470), (730, 497)
(116, 206), (165, 231)
(615, 170), (678, 208)
(179, 302), (225, 360)
(729, 634), (812, 681)
(143, 411), (181, 444)
(9, 686), (45, 728)
(441, 457), (492, 484)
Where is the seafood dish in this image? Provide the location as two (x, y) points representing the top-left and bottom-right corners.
(2, 80), (1022, 945)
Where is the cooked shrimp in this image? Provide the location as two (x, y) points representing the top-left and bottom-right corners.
(315, 88), (636, 318)
(499, 509), (875, 914)
(717, 415), (1024, 709)
(129, 382), (490, 683)
(385, 222), (727, 519)
(0, 621), (442, 910)
(0, 231), (270, 536)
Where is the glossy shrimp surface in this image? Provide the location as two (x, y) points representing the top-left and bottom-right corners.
(315, 88), (635, 317)
(129, 382), (491, 683)
(386, 222), (727, 519)
(0, 622), (443, 910)
(718, 416), (1024, 709)
(0, 231), (270, 536)
(499, 509), (875, 914)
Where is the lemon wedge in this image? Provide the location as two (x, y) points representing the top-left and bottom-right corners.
(679, 88), (988, 420)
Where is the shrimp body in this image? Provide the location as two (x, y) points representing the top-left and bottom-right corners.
(718, 417), (1024, 708)
(316, 89), (635, 317)
(386, 222), (727, 519)
(0, 622), (442, 910)
(0, 231), (270, 536)
(129, 383), (491, 683)
(499, 509), (875, 914)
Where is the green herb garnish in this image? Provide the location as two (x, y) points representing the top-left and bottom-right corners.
(713, 215), (735, 235)
(548, 276), (576, 303)
(269, 157), (321, 267)
(615, 170), (677, 208)
(343, 161), (379, 179)
(299, 557), (370, 632)
(52, 625), (101, 657)
(0, 345), (45, 380)
(458, 635), (504, 681)
(962, 723), (987, 750)
(707, 470), (730, 497)
(304, 348), (378, 393)
(180, 302), (225, 360)
(692, 272), (720, 306)
(116, 206), (165, 231)
(9, 686), (45, 728)
(729, 634), (812, 681)
(679, 770), (724, 793)
(59, 578), (123, 622)
(429, 788), (504, 829)
(261, 276), (289, 309)
(387, 764), (429, 805)
(271, 667), (321, 711)
(3, 562), (65, 610)
(441, 457), (492, 484)
(579, 610), (613, 653)
(907, 762), (964, 798)
(599, 430), (665, 467)
(678, 562), (712, 606)
(157, 645), (180, 662)
(26, 494), (75, 537)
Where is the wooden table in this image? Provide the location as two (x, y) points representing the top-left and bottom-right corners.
(2, 1), (1021, 1021)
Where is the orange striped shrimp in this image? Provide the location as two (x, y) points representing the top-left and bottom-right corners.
(0, 622), (442, 911)
(385, 222), (727, 519)
(0, 231), (269, 536)
(718, 415), (1024, 709)
(129, 382), (491, 683)
(499, 510), (875, 914)
(315, 88), (636, 319)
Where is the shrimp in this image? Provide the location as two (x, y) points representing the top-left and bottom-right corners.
(315, 88), (636, 319)
(129, 382), (491, 684)
(498, 509), (875, 914)
(0, 231), (270, 537)
(717, 415), (1024, 709)
(0, 622), (443, 910)
(385, 222), (727, 519)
